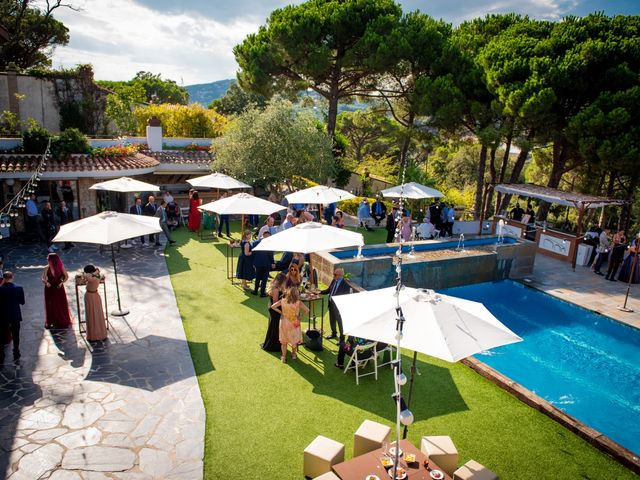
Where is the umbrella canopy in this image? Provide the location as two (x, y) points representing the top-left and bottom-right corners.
(198, 192), (283, 216)
(333, 286), (522, 362)
(53, 211), (161, 245)
(285, 186), (355, 205)
(89, 176), (160, 192)
(381, 182), (443, 200)
(252, 221), (363, 254)
(187, 172), (251, 190)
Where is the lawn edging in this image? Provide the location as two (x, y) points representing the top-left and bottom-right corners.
(462, 357), (640, 474)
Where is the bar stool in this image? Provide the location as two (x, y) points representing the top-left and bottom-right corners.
(303, 435), (345, 478)
(453, 460), (499, 480)
(353, 419), (391, 457)
(421, 435), (459, 476)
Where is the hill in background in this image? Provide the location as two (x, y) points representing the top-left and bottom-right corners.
(186, 79), (234, 105)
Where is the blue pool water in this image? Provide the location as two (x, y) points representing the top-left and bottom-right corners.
(441, 281), (640, 455)
(331, 236), (517, 259)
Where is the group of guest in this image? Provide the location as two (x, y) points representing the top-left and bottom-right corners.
(25, 193), (75, 252)
(129, 194), (176, 246)
(1, 254), (110, 365)
(590, 227), (640, 283)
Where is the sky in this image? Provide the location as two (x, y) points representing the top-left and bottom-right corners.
(47, 0), (639, 86)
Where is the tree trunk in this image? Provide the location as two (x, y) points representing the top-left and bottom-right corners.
(494, 128), (513, 214)
(599, 171), (616, 228)
(398, 111), (415, 169)
(326, 72), (340, 140)
(620, 175), (638, 233)
(536, 138), (568, 221)
(473, 144), (488, 220)
(498, 129), (534, 215)
(484, 147), (497, 218)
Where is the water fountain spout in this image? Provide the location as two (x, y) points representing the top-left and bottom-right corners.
(455, 233), (466, 253)
(409, 226), (416, 257)
(355, 245), (363, 259)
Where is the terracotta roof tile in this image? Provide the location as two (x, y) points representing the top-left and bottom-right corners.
(0, 153), (159, 175)
(143, 150), (213, 165)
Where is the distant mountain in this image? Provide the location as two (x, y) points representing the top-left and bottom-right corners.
(186, 79), (234, 105)
(186, 78), (370, 113)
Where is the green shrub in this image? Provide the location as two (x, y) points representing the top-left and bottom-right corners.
(22, 122), (51, 154)
(0, 110), (20, 136)
(50, 128), (91, 159)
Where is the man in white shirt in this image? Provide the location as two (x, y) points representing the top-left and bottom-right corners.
(281, 213), (296, 231)
(417, 220), (436, 239)
(593, 228), (611, 275)
(258, 216), (277, 238)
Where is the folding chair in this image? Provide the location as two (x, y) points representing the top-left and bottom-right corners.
(180, 207), (189, 226)
(344, 342), (378, 385)
(375, 342), (396, 369)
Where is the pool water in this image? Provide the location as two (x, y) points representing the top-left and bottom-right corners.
(441, 280), (640, 455)
(331, 236), (517, 259)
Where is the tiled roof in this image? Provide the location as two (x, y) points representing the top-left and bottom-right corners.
(0, 153), (159, 176)
(143, 150), (213, 165)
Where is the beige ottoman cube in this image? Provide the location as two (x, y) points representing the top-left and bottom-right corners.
(421, 435), (458, 476)
(354, 420), (392, 457)
(304, 435), (345, 478)
(314, 472), (340, 480)
(453, 459), (498, 480)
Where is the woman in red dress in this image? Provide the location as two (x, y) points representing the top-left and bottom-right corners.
(188, 190), (202, 232)
(41, 253), (72, 329)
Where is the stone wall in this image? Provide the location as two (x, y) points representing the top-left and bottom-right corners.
(0, 72), (60, 131)
(77, 178), (97, 217)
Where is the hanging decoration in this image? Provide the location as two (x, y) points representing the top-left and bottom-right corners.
(0, 140), (51, 239)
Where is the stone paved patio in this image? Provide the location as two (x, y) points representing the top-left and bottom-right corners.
(528, 254), (640, 329)
(0, 241), (205, 479)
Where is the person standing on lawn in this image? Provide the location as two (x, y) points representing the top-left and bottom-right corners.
(271, 286), (309, 363)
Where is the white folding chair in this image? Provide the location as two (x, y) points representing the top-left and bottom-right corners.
(180, 207), (189, 225)
(375, 343), (396, 369)
(344, 342), (378, 385)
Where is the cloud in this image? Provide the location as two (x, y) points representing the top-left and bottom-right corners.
(49, 0), (637, 86)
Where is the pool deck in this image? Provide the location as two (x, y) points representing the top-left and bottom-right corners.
(528, 254), (640, 330)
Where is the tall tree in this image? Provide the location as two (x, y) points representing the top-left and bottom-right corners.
(233, 0), (402, 139)
(209, 82), (266, 115)
(0, 0), (72, 70)
(99, 71), (189, 105)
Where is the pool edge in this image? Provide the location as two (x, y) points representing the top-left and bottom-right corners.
(461, 356), (640, 474)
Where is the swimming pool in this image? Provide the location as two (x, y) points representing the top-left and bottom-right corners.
(441, 280), (640, 455)
(331, 236), (517, 259)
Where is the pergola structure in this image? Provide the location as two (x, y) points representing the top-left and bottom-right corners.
(493, 183), (628, 270)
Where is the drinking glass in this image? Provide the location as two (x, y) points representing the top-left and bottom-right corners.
(382, 441), (388, 456)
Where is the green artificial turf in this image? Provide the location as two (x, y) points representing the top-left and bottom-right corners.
(165, 223), (636, 480)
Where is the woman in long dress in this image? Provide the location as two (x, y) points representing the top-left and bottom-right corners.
(41, 253), (72, 329)
(188, 191), (202, 232)
(284, 261), (302, 289)
(271, 286), (309, 363)
(262, 272), (286, 352)
(82, 265), (108, 341)
(618, 237), (640, 284)
(236, 230), (255, 290)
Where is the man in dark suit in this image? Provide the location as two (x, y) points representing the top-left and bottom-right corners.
(58, 200), (74, 250)
(129, 197), (146, 245)
(251, 232), (275, 297)
(274, 251), (294, 273)
(143, 195), (160, 246)
(0, 271), (25, 364)
(321, 267), (351, 341)
(385, 206), (399, 243)
(371, 195), (387, 226)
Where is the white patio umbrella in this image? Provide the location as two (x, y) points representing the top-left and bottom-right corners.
(381, 182), (443, 199)
(333, 286), (522, 362)
(199, 192), (284, 231)
(53, 211), (162, 316)
(333, 285), (522, 473)
(187, 172), (251, 190)
(89, 176), (160, 192)
(252, 221), (364, 255)
(285, 185), (355, 205)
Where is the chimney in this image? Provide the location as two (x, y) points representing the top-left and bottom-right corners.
(146, 116), (163, 151)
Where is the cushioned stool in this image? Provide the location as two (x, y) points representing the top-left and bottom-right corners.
(304, 435), (345, 478)
(453, 460), (498, 480)
(353, 420), (392, 457)
(421, 435), (458, 476)
(313, 472), (340, 480)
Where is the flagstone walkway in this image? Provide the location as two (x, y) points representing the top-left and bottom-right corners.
(528, 254), (640, 329)
(0, 242), (205, 480)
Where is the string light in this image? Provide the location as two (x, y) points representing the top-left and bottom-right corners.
(0, 139), (50, 231)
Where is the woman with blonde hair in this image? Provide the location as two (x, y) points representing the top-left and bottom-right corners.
(271, 287), (309, 363)
(236, 230), (255, 290)
(284, 260), (302, 289)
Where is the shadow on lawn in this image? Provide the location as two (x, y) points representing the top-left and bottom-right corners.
(286, 346), (468, 424)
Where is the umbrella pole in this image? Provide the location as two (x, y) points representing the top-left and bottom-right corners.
(402, 351), (418, 439)
(110, 244), (129, 317)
